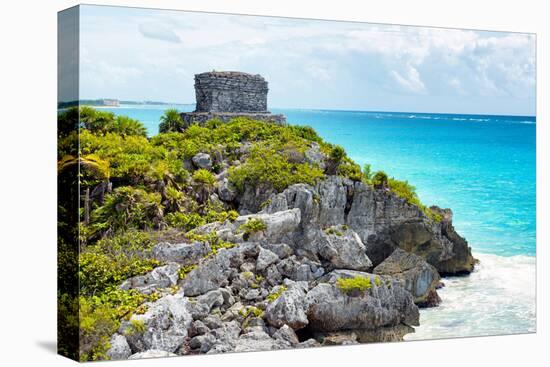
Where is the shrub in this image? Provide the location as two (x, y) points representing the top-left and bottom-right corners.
(238, 218), (267, 237)
(241, 271), (254, 279)
(330, 145), (346, 162)
(112, 116), (148, 137)
(372, 171), (389, 188)
(159, 109), (184, 133)
(374, 276), (382, 287)
(192, 169), (216, 188)
(387, 178), (442, 222)
(288, 125), (322, 143)
(363, 164), (373, 182)
(228, 144), (324, 192)
(79, 249), (159, 296)
(79, 289), (151, 361)
(337, 160), (363, 181)
(165, 212), (206, 231)
(124, 319), (146, 336)
(90, 187), (164, 233)
(336, 276), (372, 294)
(80, 107), (147, 137)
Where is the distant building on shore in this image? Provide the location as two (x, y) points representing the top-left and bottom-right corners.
(101, 99), (120, 107)
(180, 71), (286, 126)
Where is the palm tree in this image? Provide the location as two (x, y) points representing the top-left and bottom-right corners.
(159, 109), (183, 133)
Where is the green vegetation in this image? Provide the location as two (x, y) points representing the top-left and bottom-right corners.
(266, 286), (287, 302)
(228, 144), (324, 192)
(57, 106), (442, 360)
(336, 276), (372, 294)
(241, 271), (254, 280)
(159, 109), (185, 133)
(178, 265), (197, 280)
(324, 227), (344, 237)
(238, 218), (267, 240)
(90, 187), (164, 234)
(124, 319), (146, 336)
(374, 276), (382, 287)
(372, 171), (389, 188)
(79, 288), (156, 361)
(388, 178), (443, 222)
(80, 106), (147, 137)
(239, 306), (264, 318)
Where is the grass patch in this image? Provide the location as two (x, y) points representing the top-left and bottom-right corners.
(336, 276), (372, 294)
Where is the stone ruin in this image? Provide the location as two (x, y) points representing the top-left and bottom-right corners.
(180, 71), (286, 125)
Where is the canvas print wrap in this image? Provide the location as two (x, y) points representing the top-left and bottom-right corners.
(57, 5), (536, 362)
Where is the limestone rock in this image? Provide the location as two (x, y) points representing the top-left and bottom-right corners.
(261, 176), (475, 276)
(121, 293), (193, 354)
(192, 152), (212, 170)
(234, 329), (290, 352)
(317, 228), (372, 271)
(106, 334), (131, 360)
(180, 242), (258, 296)
(217, 178), (237, 202)
(180, 250), (233, 297)
(265, 281), (309, 330)
(276, 255), (324, 281)
(204, 321), (242, 354)
(256, 247), (280, 271)
(260, 243), (294, 259)
(374, 248), (441, 307)
(152, 241), (210, 265)
(305, 270), (419, 333)
(273, 325), (300, 346)
(305, 142), (326, 170)
(119, 263), (180, 294)
(235, 209), (301, 243)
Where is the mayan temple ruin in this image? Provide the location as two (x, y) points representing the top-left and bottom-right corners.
(180, 71), (286, 125)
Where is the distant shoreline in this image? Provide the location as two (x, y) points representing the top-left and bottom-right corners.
(57, 100), (536, 120)
(57, 99), (192, 109)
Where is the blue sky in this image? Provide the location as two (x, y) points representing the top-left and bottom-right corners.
(79, 5), (536, 116)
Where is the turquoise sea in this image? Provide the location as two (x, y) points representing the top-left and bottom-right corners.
(101, 104), (536, 339)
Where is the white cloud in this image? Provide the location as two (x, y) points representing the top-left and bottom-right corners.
(78, 6), (536, 114)
(391, 64), (426, 93)
(138, 22), (181, 43)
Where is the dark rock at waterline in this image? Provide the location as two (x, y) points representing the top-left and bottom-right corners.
(305, 270), (419, 332)
(374, 248), (441, 307)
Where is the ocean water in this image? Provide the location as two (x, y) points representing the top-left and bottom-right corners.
(101, 105), (536, 339)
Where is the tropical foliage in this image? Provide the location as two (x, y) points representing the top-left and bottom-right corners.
(57, 106), (439, 360)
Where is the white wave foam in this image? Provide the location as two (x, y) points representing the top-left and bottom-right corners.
(405, 253), (536, 341)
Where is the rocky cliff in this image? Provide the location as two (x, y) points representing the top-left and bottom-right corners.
(105, 126), (475, 359)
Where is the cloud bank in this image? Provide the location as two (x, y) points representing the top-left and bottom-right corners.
(79, 5), (536, 116)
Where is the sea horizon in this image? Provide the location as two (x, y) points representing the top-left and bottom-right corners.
(89, 101), (536, 120)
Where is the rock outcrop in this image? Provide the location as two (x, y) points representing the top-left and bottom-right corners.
(259, 176), (476, 275)
(374, 248), (441, 307)
(119, 293), (193, 354)
(106, 172), (476, 359)
(305, 270), (419, 333)
(105, 143), (476, 359)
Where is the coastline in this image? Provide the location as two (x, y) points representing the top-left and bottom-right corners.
(406, 252), (536, 341)
(94, 104), (537, 340)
